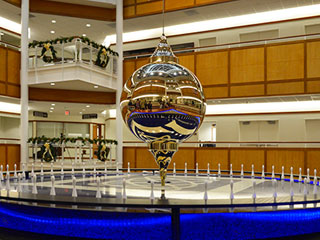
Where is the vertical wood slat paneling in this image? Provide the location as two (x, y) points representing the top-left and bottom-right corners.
(266, 43), (304, 81)
(0, 145), (20, 171)
(123, 39), (320, 99)
(123, 147), (320, 177)
(0, 47), (7, 83)
(7, 49), (20, 85)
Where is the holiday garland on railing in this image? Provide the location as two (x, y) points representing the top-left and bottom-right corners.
(28, 136), (117, 145)
(28, 36), (118, 68)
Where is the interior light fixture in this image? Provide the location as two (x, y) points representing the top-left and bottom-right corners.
(94, 85), (99, 89)
(0, 102), (20, 114)
(103, 3), (320, 45)
(205, 100), (320, 115)
(80, 112), (82, 114)
(50, 82), (55, 86)
(49, 110), (53, 113)
(50, 30), (55, 34)
(0, 32), (4, 36)
(109, 109), (116, 118)
(82, 34), (86, 37)
(50, 107), (54, 110)
(86, 105), (90, 108)
(86, 23), (91, 28)
(51, 20), (56, 24)
(51, 103), (55, 106)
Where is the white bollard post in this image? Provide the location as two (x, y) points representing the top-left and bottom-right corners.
(93, 161), (97, 177)
(196, 163), (199, 176)
(273, 179), (277, 200)
(307, 168), (310, 183)
(116, 162), (119, 175)
(150, 180), (155, 200)
(207, 163), (210, 177)
(122, 178), (127, 200)
(218, 163), (221, 177)
(240, 164), (244, 178)
(184, 162), (187, 176)
(252, 180), (256, 200)
(6, 164), (10, 182)
(31, 163), (34, 177)
(17, 173), (22, 193)
(82, 162), (86, 178)
(32, 174), (37, 194)
(290, 167), (294, 183)
(304, 177), (308, 198)
(261, 165), (265, 179)
(22, 163), (25, 179)
(281, 166), (285, 180)
(61, 162), (64, 176)
(173, 162), (176, 177)
(204, 181), (208, 201)
(72, 161), (75, 177)
(314, 169), (317, 185)
(14, 164), (17, 178)
(272, 165), (275, 179)
(0, 165), (3, 181)
(72, 177), (77, 197)
(290, 180), (294, 199)
(127, 162), (130, 175)
(40, 163), (44, 176)
(230, 164), (233, 177)
(96, 177), (101, 199)
(251, 164), (255, 179)
(230, 180), (234, 200)
(299, 168), (302, 182)
(50, 175), (56, 196)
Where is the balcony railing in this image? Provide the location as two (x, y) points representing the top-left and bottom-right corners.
(28, 38), (117, 77)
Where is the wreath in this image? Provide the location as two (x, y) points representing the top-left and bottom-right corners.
(40, 142), (57, 162)
(96, 143), (110, 162)
(29, 36), (118, 68)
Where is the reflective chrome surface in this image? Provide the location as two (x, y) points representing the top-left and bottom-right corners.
(121, 35), (206, 186)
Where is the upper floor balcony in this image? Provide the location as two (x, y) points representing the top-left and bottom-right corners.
(28, 37), (118, 92)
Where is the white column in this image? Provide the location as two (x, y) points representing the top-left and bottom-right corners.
(116, 0), (123, 166)
(20, 0), (29, 167)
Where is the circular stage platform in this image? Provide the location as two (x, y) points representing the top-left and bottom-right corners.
(1, 168), (320, 240)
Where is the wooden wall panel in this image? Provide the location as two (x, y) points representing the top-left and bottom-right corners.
(136, 58), (149, 69)
(230, 149), (265, 172)
(306, 150), (320, 173)
(230, 47), (264, 83)
(29, 88), (116, 104)
(307, 41), (320, 78)
(307, 81), (320, 93)
(230, 84), (264, 97)
(172, 148), (195, 171)
(195, 149), (229, 170)
(177, 54), (195, 72)
(123, 59), (135, 84)
(0, 83), (6, 95)
(203, 86), (228, 99)
(0, 47), (6, 82)
(135, 148), (158, 169)
(7, 145), (20, 170)
(123, 147), (136, 168)
(136, 1), (162, 15)
(124, 0), (135, 6)
(196, 51), (228, 86)
(7, 49), (20, 85)
(267, 43), (304, 81)
(266, 149), (304, 175)
(0, 145), (6, 167)
(267, 81), (304, 95)
(7, 85), (20, 98)
(124, 6), (135, 18)
(165, 0), (194, 11)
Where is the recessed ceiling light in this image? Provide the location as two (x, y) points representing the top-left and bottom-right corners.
(50, 82), (55, 86)
(86, 23), (91, 27)
(50, 107), (54, 110)
(80, 112), (82, 114)
(51, 20), (56, 24)
(0, 32), (4, 36)
(82, 34), (86, 37)
(86, 105), (90, 108)
(50, 30), (55, 34)
(94, 85), (98, 88)
(51, 103), (55, 106)
(49, 110), (53, 113)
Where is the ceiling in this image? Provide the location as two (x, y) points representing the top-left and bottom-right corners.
(1, 0), (320, 45)
(29, 80), (115, 92)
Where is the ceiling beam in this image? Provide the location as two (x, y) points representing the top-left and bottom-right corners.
(4, 0), (116, 21)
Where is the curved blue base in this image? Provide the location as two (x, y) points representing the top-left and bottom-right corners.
(0, 203), (320, 240)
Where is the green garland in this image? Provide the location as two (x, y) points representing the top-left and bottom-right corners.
(28, 136), (117, 145)
(28, 36), (118, 68)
